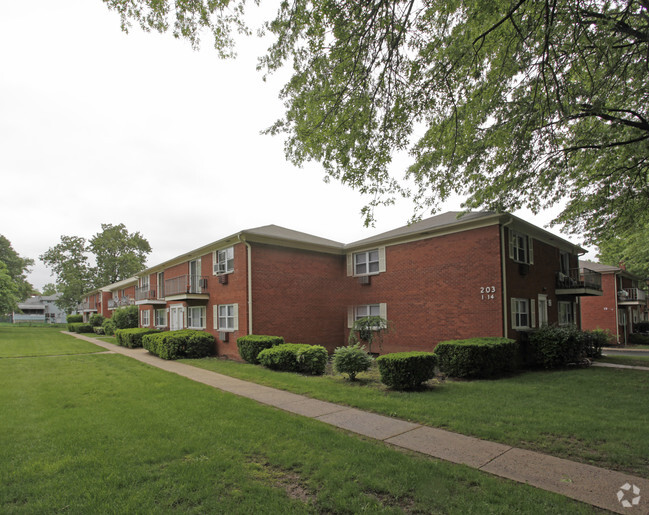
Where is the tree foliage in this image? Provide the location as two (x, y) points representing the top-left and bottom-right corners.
(102, 0), (649, 243)
(40, 224), (151, 313)
(0, 235), (34, 301)
(0, 261), (20, 315)
(597, 223), (649, 280)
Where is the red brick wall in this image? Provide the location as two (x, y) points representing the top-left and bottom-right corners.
(250, 243), (347, 352)
(345, 225), (504, 353)
(580, 273), (619, 342)
(505, 229), (581, 338)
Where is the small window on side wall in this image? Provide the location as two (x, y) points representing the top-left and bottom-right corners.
(509, 230), (534, 265)
(213, 247), (234, 275)
(348, 247), (386, 276)
(511, 298), (530, 329)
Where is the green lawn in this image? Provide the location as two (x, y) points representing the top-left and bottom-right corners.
(184, 357), (649, 478)
(0, 329), (594, 514)
(0, 325), (104, 357)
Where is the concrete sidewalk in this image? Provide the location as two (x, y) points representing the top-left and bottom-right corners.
(68, 332), (648, 514)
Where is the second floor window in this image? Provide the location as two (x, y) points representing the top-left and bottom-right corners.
(214, 247), (234, 275)
(354, 249), (380, 276)
(510, 231), (533, 264)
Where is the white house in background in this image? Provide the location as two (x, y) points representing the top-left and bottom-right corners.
(13, 294), (67, 324)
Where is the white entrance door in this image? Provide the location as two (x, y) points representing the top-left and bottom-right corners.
(170, 305), (184, 331)
(538, 294), (548, 327)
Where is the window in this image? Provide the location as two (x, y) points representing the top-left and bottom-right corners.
(140, 309), (150, 327)
(139, 275), (150, 289)
(509, 231), (533, 264)
(214, 247), (234, 275)
(558, 301), (575, 326)
(187, 306), (206, 329)
(511, 298), (529, 329)
(559, 251), (570, 275)
(154, 308), (166, 327)
(355, 304), (381, 320)
(157, 272), (165, 298)
(354, 249), (380, 276)
(215, 304), (238, 331)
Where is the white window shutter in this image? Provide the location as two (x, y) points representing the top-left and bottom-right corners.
(183, 307), (187, 329)
(510, 298), (517, 327)
(213, 305), (219, 330)
(508, 230), (514, 259)
(379, 303), (387, 320)
(213, 251), (218, 275)
(233, 303), (239, 331)
(378, 247), (386, 273)
(347, 306), (354, 328)
(531, 299), (536, 328)
(528, 237), (534, 264)
(346, 253), (353, 276)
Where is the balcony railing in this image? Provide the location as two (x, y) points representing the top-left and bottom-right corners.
(135, 287), (157, 302)
(164, 275), (209, 296)
(556, 267), (602, 292)
(618, 288), (647, 303)
(108, 296), (134, 309)
(80, 301), (96, 311)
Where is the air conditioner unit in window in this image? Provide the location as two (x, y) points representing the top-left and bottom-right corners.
(358, 275), (371, 285)
(218, 274), (228, 285)
(218, 331), (229, 342)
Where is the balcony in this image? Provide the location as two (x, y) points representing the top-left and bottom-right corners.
(108, 296), (134, 309)
(80, 301), (97, 311)
(164, 275), (209, 301)
(135, 286), (166, 305)
(556, 267), (603, 296)
(618, 288), (647, 306)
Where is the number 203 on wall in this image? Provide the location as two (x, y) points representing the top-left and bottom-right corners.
(481, 286), (496, 300)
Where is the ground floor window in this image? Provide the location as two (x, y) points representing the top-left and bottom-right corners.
(140, 309), (150, 327)
(558, 301), (575, 326)
(154, 308), (166, 327)
(355, 304), (381, 320)
(511, 298), (529, 329)
(187, 306), (206, 329)
(215, 304), (238, 331)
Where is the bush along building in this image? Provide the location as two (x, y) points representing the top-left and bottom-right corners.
(79, 277), (137, 322)
(579, 260), (649, 345)
(81, 211), (605, 359)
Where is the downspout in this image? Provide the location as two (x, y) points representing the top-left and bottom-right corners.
(500, 216), (514, 338)
(238, 235), (253, 334)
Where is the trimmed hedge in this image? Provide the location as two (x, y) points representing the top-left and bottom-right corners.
(67, 322), (94, 334)
(528, 325), (590, 369)
(633, 321), (649, 333)
(237, 335), (285, 364)
(66, 314), (83, 324)
(435, 337), (519, 379)
(629, 333), (649, 345)
(257, 343), (328, 375)
(93, 326), (105, 335)
(102, 318), (116, 336)
(115, 328), (161, 348)
(142, 330), (215, 360)
(376, 352), (437, 390)
(112, 305), (139, 329)
(332, 344), (373, 380)
(89, 314), (105, 327)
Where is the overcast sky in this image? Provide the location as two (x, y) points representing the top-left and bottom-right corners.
(0, 0), (594, 291)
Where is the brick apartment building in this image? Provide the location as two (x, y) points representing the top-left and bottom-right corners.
(579, 260), (648, 345)
(82, 211), (604, 359)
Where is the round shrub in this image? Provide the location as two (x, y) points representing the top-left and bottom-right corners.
(376, 352), (437, 390)
(73, 323), (94, 334)
(66, 314), (83, 324)
(332, 344), (373, 380)
(112, 305), (139, 329)
(258, 343), (328, 375)
(236, 335), (285, 364)
(102, 318), (116, 336)
(434, 337), (519, 378)
(88, 313), (105, 327)
(115, 328), (161, 348)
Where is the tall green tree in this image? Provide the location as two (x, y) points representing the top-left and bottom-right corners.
(89, 223), (152, 286)
(102, 0), (649, 242)
(41, 283), (59, 296)
(0, 235), (34, 301)
(0, 261), (21, 315)
(40, 224), (152, 313)
(597, 224), (649, 281)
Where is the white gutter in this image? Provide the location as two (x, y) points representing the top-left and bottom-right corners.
(500, 216), (514, 338)
(238, 235), (253, 334)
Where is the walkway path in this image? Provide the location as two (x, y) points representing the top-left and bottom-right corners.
(66, 333), (648, 514)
